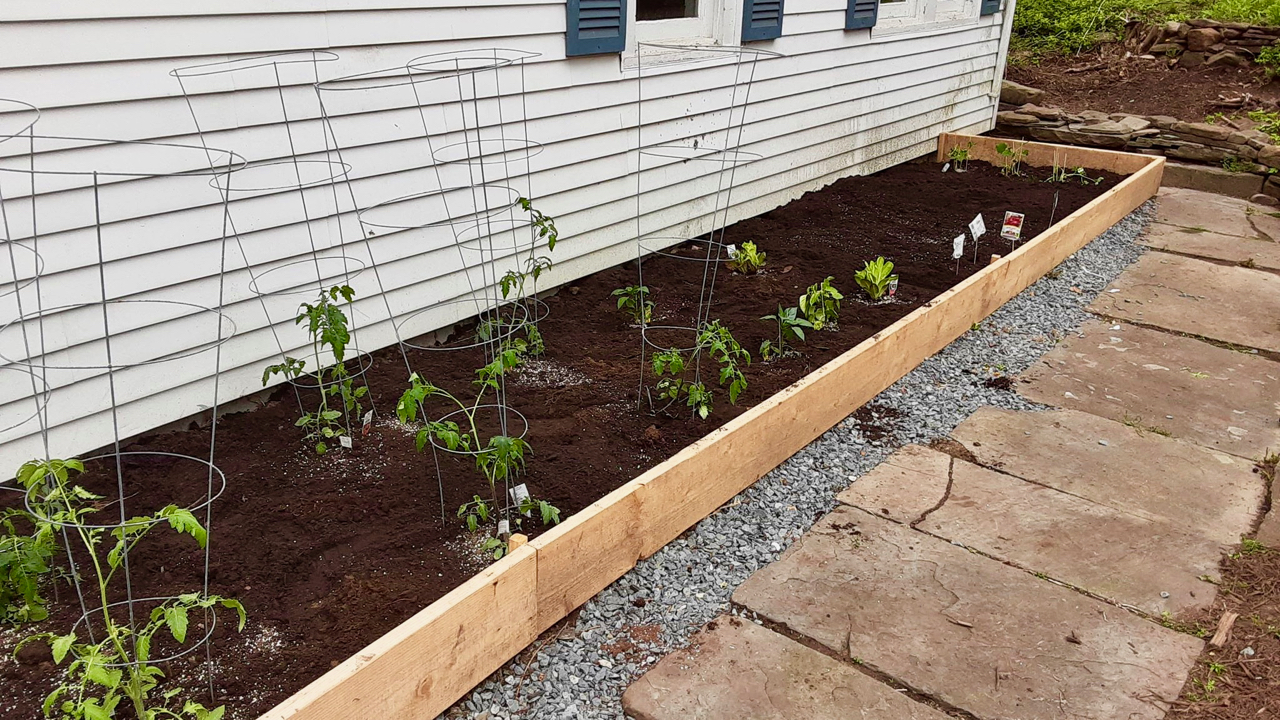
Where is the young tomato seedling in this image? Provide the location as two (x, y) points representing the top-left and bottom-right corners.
(496, 198), (561, 358)
(611, 285), (653, 325)
(854, 257), (898, 302)
(799, 277), (843, 330)
(1, 506), (56, 624)
(726, 241), (766, 274)
(15, 458), (245, 720)
(397, 352), (560, 549)
(759, 305), (812, 361)
(262, 284), (368, 454)
(648, 320), (750, 419)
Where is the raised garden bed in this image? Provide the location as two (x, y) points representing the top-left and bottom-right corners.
(0, 135), (1163, 720)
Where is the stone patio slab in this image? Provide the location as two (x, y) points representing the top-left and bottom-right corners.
(950, 407), (1263, 546)
(1088, 253), (1280, 354)
(733, 508), (1203, 720)
(622, 616), (951, 720)
(1259, 505), (1280, 548)
(1154, 187), (1280, 239)
(1019, 319), (1280, 458)
(1141, 224), (1280, 271)
(835, 443), (949, 524)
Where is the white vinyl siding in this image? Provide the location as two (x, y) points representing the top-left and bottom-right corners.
(0, 0), (1004, 472)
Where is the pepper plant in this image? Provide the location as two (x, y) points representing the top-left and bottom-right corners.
(1, 506), (56, 624)
(611, 286), (653, 325)
(14, 458), (245, 720)
(799, 277), (843, 330)
(262, 284), (367, 454)
(759, 305), (812, 361)
(854, 257), (898, 302)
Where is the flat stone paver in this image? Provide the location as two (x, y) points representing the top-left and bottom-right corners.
(622, 616), (951, 720)
(950, 407), (1263, 546)
(841, 444), (1222, 615)
(733, 508), (1203, 720)
(1154, 186), (1280, 240)
(1259, 505), (1280, 548)
(1141, 224), (1280, 271)
(835, 443), (948, 523)
(1019, 318), (1280, 458)
(1089, 253), (1280, 354)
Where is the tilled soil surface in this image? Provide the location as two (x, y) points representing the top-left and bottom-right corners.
(0, 158), (1121, 719)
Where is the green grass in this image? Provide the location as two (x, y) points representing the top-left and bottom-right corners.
(1012, 0), (1280, 56)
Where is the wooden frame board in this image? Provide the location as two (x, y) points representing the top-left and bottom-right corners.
(260, 135), (1164, 720)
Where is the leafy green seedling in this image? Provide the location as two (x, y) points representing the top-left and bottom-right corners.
(727, 241), (766, 274)
(947, 141), (973, 172)
(799, 277), (843, 330)
(995, 142), (1029, 177)
(854, 257), (898, 302)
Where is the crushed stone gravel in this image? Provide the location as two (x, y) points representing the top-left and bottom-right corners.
(444, 203), (1154, 720)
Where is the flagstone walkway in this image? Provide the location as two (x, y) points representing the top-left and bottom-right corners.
(621, 187), (1279, 720)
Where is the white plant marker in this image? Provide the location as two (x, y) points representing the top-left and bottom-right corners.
(953, 234), (965, 274)
(510, 483), (532, 516)
(969, 213), (986, 264)
(339, 435), (353, 449)
(362, 409), (374, 437)
(497, 519), (510, 537)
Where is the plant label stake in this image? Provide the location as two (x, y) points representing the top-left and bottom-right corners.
(509, 483), (531, 516)
(952, 234), (964, 274)
(887, 277), (899, 298)
(968, 213), (985, 264)
(497, 519), (510, 538)
(362, 410), (374, 437)
(339, 435), (353, 450)
(942, 162), (951, 173)
(1001, 212), (1025, 252)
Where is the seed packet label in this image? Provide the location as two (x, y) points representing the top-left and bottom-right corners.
(725, 244), (738, 258)
(339, 435), (353, 449)
(968, 213), (986, 239)
(1000, 212), (1026, 242)
(497, 519), (510, 536)
(887, 277), (899, 297)
(362, 410), (374, 436)
(510, 483), (531, 515)
(952, 234), (965, 259)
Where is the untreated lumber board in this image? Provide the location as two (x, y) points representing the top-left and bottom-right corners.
(257, 138), (1163, 720)
(936, 133), (1159, 175)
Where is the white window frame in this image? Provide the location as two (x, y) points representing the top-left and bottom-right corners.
(874, 0), (979, 35)
(624, 0), (740, 67)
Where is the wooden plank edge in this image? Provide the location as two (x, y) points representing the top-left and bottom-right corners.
(936, 132), (1158, 175)
(256, 144), (1161, 720)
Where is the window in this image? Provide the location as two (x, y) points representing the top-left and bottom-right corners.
(633, 0), (717, 43)
(873, 0), (978, 34)
(638, 0), (698, 21)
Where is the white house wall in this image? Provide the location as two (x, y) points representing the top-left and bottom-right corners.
(0, 0), (1006, 473)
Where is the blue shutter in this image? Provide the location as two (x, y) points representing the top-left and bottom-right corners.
(980, 0), (1002, 15)
(741, 0), (784, 41)
(846, 0), (878, 29)
(566, 0), (627, 56)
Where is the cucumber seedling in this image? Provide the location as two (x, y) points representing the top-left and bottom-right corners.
(262, 284), (368, 454)
(15, 458), (245, 720)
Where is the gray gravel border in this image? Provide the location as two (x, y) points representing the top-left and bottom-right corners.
(447, 203), (1154, 720)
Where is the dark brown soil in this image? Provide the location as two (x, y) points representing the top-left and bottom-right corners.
(0, 158), (1121, 719)
(1007, 46), (1280, 119)
(1171, 455), (1278, 719)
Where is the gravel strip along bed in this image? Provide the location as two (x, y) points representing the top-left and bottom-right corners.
(447, 204), (1154, 720)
